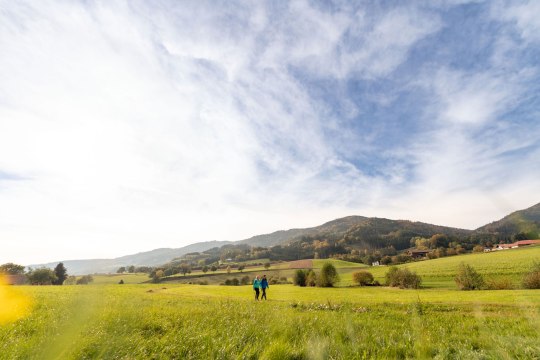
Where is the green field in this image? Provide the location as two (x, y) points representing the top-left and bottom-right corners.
(2, 247), (540, 359)
(161, 247), (540, 289)
(366, 246), (540, 288)
(2, 283), (540, 359)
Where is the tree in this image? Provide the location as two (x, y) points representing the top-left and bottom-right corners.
(264, 262), (271, 270)
(238, 265), (245, 272)
(318, 262), (339, 287)
(117, 266), (126, 274)
(473, 245), (484, 253)
(202, 265), (209, 273)
(127, 265), (135, 273)
(454, 263), (484, 290)
(180, 263), (191, 276)
(226, 266), (231, 274)
(0, 263), (25, 275)
(352, 270), (374, 286)
(210, 265), (217, 272)
(293, 269), (307, 286)
(53, 263), (68, 285)
(76, 275), (94, 285)
(152, 270), (164, 283)
(306, 270), (317, 287)
(27, 268), (57, 285)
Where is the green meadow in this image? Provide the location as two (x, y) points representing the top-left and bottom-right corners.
(1, 246), (540, 359)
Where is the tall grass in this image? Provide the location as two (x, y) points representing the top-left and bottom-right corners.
(1, 284), (539, 359)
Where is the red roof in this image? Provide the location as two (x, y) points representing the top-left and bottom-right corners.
(515, 240), (540, 246)
(496, 239), (540, 248)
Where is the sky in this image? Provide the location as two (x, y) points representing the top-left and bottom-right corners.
(1, 0), (539, 265)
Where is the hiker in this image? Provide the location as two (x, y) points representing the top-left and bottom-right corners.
(260, 274), (269, 300)
(253, 275), (261, 300)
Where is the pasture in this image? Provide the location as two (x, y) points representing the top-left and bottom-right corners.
(1, 283), (540, 359)
(1, 246), (540, 359)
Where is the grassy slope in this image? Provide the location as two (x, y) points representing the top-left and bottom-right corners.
(94, 247), (540, 289)
(366, 245), (540, 288)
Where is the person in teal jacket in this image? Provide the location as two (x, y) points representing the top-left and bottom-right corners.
(253, 275), (261, 300)
(260, 274), (269, 300)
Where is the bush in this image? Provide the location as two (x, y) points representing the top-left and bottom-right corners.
(76, 275), (94, 285)
(454, 263), (484, 290)
(318, 262), (339, 287)
(385, 267), (422, 289)
(293, 269), (307, 286)
(240, 275), (250, 285)
(306, 270), (317, 287)
(522, 261), (540, 289)
(224, 278), (240, 286)
(352, 270), (374, 286)
(485, 277), (514, 290)
(473, 245), (484, 253)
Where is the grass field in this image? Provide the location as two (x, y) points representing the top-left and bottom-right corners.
(1, 283), (539, 359)
(161, 247), (540, 289)
(2, 247), (539, 359)
(366, 246), (540, 288)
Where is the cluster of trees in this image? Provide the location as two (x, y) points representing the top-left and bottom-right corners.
(2, 263), (69, 285)
(116, 265), (153, 274)
(140, 257), (272, 283)
(293, 263), (340, 287)
(0, 262), (95, 286)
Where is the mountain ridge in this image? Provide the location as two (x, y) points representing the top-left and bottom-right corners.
(28, 202), (540, 274)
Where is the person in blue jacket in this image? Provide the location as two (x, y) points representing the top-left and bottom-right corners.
(260, 274), (269, 300)
(253, 275), (261, 300)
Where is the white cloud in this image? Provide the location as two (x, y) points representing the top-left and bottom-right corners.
(0, 1), (538, 264)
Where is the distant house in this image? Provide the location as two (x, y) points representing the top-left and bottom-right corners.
(495, 243), (516, 250)
(494, 239), (540, 250)
(407, 249), (430, 259)
(372, 261), (380, 266)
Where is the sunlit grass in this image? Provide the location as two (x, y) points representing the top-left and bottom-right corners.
(1, 283), (539, 359)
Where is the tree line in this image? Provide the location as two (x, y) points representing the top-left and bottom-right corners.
(0, 262), (93, 285)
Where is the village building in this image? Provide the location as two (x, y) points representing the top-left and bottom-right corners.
(407, 249), (431, 259)
(494, 239), (540, 250)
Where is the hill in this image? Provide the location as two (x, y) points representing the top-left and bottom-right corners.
(476, 202), (540, 240)
(29, 240), (231, 275)
(28, 202), (540, 274)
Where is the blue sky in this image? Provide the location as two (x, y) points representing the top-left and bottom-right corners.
(1, 0), (539, 264)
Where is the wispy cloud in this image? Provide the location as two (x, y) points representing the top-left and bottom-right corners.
(0, 1), (539, 264)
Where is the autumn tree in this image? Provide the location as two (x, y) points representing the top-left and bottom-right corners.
(318, 262), (339, 287)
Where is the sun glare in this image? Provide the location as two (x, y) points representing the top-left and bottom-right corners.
(0, 275), (32, 324)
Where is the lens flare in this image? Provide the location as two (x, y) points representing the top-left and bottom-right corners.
(0, 275), (32, 324)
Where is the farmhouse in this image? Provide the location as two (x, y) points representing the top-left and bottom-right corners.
(494, 239), (540, 250)
(407, 249), (430, 259)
